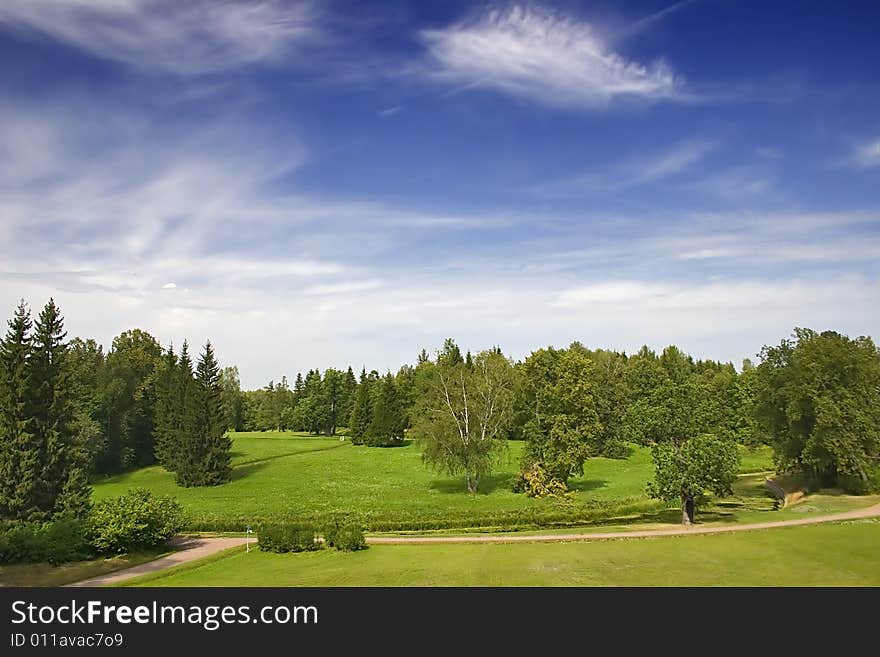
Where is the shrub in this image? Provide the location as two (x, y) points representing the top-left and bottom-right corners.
(334, 523), (367, 551)
(838, 467), (880, 495)
(512, 463), (569, 499)
(258, 524), (320, 553)
(0, 519), (92, 565)
(88, 488), (184, 554)
(180, 497), (664, 533)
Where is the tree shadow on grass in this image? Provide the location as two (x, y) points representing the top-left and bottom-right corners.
(428, 473), (514, 495)
(567, 479), (609, 493)
(230, 460), (272, 482)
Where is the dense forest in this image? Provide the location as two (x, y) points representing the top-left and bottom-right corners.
(1, 298), (879, 528)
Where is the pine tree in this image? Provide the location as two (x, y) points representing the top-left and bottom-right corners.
(153, 344), (179, 470)
(25, 299), (91, 519)
(176, 341), (231, 486)
(339, 366), (357, 428)
(172, 340), (198, 483)
(366, 373), (407, 447)
(0, 301), (35, 519)
(348, 376), (373, 445)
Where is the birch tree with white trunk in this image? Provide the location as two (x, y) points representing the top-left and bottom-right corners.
(414, 344), (516, 493)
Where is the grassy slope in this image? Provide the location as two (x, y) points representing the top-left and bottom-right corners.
(123, 520), (880, 587)
(0, 551), (167, 587)
(92, 433), (779, 530)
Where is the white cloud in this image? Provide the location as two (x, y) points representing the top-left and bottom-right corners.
(420, 4), (682, 109)
(304, 280), (384, 296)
(2, 100), (879, 388)
(162, 282), (177, 289)
(379, 105), (404, 117)
(853, 138), (880, 168)
(0, 0), (321, 74)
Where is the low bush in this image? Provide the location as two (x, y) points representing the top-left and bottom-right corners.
(511, 463), (569, 499)
(323, 515), (367, 551)
(0, 518), (92, 565)
(88, 488), (184, 554)
(258, 524), (320, 553)
(334, 523), (366, 551)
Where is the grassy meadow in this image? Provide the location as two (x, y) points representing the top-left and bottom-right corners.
(121, 520), (880, 587)
(88, 431), (815, 532)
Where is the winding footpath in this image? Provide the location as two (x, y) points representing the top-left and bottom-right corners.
(68, 502), (880, 586)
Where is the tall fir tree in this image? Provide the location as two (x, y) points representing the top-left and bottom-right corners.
(0, 301), (35, 519)
(153, 344), (179, 471)
(348, 375), (373, 445)
(25, 299), (91, 519)
(176, 341), (231, 486)
(365, 373), (407, 446)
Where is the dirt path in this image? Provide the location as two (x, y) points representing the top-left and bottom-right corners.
(66, 503), (880, 585)
(67, 537), (246, 587)
(367, 502), (880, 544)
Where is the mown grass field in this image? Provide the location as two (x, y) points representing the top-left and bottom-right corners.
(91, 432), (784, 532)
(122, 520), (880, 587)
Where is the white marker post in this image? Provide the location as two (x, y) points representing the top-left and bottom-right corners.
(246, 525), (253, 553)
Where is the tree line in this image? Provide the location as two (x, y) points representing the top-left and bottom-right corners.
(0, 299), (231, 525)
(3, 297), (878, 528)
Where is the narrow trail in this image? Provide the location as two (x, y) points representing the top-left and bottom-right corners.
(66, 537), (246, 587)
(66, 502), (880, 586)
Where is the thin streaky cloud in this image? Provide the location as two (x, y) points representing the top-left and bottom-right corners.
(0, 0), (322, 74)
(613, 0), (699, 40)
(532, 139), (716, 197)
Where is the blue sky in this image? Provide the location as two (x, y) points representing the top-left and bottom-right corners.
(1, 0), (878, 388)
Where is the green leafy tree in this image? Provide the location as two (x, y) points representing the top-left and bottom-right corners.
(219, 366), (246, 432)
(519, 347), (602, 485)
(65, 338), (105, 469)
(647, 433), (739, 524)
(413, 343), (516, 493)
(95, 329), (163, 473)
(754, 328), (880, 492)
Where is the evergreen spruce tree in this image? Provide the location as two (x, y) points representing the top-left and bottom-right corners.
(176, 341), (231, 486)
(0, 301), (35, 519)
(348, 375), (373, 445)
(340, 366), (357, 428)
(25, 299), (91, 519)
(195, 341), (231, 484)
(153, 344), (179, 471)
(366, 373), (407, 446)
(172, 341), (198, 484)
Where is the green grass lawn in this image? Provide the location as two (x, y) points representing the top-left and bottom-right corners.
(121, 520), (880, 587)
(0, 551), (167, 587)
(90, 433), (795, 532)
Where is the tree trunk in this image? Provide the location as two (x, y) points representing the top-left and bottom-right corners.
(680, 490), (695, 525)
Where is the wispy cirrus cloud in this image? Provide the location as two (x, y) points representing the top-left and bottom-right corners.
(419, 4), (683, 109)
(0, 0), (322, 74)
(532, 139), (715, 196)
(612, 0), (699, 41)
